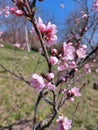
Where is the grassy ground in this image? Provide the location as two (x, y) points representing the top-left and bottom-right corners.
(0, 43), (98, 130)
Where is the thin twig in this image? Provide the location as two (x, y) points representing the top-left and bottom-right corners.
(33, 91), (43, 130)
(33, 54), (40, 73)
(31, 0), (37, 8)
(0, 64), (29, 85)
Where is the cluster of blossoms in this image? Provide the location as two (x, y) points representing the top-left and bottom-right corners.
(7, 0), (32, 16)
(31, 17), (57, 46)
(10, 7), (23, 16)
(30, 74), (81, 100)
(30, 35), (86, 95)
(57, 116), (72, 130)
(30, 73), (56, 92)
(49, 42), (87, 73)
(30, 41), (84, 94)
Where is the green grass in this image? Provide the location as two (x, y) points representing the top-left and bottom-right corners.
(0, 45), (47, 126)
(0, 44), (98, 130)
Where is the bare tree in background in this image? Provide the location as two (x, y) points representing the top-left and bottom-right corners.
(61, 0), (98, 50)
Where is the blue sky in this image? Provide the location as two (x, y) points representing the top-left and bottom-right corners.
(36, 0), (80, 40)
(37, 0), (79, 24)
(2, 0), (78, 31)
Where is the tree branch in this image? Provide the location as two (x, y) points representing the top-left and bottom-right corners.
(0, 64), (29, 85)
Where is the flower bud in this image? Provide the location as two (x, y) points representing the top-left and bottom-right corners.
(15, 9), (23, 16)
(49, 56), (58, 65)
(10, 7), (17, 14)
(51, 48), (58, 56)
(47, 73), (54, 80)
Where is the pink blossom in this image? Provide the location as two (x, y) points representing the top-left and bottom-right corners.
(81, 45), (87, 49)
(71, 87), (81, 97)
(43, 21), (57, 46)
(69, 97), (74, 102)
(76, 45), (87, 58)
(62, 87), (81, 101)
(47, 73), (54, 80)
(83, 64), (91, 74)
(63, 42), (75, 60)
(57, 116), (72, 130)
(10, 7), (23, 16)
(82, 14), (88, 19)
(15, 9), (23, 16)
(31, 17), (57, 46)
(30, 74), (45, 92)
(57, 54), (76, 72)
(10, 7), (17, 14)
(81, 11), (88, 19)
(69, 61), (76, 69)
(95, 1), (98, 6)
(45, 21), (57, 46)
(37, 17), (46, 32)
(49, 56), (58, 65)
(51, 48), (58, 56)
